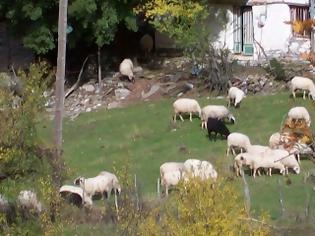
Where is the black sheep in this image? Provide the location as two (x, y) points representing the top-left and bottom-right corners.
(207, 117), (230, 140)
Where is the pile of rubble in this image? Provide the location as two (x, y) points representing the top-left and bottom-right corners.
(44, 56), (315, 120)
(46, 57), (196, 120)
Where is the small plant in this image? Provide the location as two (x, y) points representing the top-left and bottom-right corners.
(269, 58), (286, 81)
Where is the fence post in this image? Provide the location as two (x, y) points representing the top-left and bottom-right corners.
(157, 178), (160, 197)
(241, 169), (251, 215)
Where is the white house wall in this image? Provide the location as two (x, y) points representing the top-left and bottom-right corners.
(209, 5), (234, 51)
(252, 3), (310, 60)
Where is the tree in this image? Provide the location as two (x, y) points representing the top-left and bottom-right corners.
(136, 0), (232, 93)
(68, 0), (138, 87)
(0, 0), (138, 59)
(0, 0), (59, 55)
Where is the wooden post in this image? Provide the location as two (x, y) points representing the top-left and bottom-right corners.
(54, 0), (68, 178)
(241, 169), (251, 215)
(157, 178), (160, 197)
(97, 46), (102, 90)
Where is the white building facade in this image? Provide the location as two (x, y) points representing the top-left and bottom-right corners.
(155, 0), (311, 61)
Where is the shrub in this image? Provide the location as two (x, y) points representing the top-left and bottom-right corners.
(0, 62), (49, 178)
(269, 58), (286, 81)
(138, 178), (270, 235)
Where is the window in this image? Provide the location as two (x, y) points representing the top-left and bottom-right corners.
(290, 6), (310, 37)
(233, 6), (254, 55)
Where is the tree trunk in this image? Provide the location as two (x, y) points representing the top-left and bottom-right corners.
(98, 45), (102, 90)
(54, 0), (68, 185)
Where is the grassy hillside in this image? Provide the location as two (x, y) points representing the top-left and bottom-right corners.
(40, 92), (315, 221)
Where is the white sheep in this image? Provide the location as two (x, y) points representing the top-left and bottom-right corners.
(287, 106), (311, 127)
(234, 152), (258, 177)
(74, 173), (120, 200)
(173, 98), (201, 122)
(0, 194), (9, 213)
(290, 76), (315, 100)
(160, 162), (185, 195)
(98, 171), (121, 195)
(269, 132), (281, 149)
(17, 190), (42, 214)
(251, 155), (285, 178)
(269, 149), (300, 175)
(226, 132), (251, 156)
(119, 58), (135, 83)
(59, 185), (93, 206)
(247, 144), (270, 154)
(201, 105), (235, 129)
(184, 159), (217, 181)
(227, 87), (246, 108)
(140, 34), (153, 59)
(199, 160), (218, 180)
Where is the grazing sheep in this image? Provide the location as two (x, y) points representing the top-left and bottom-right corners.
(199, 161), (218, 180)
(234, 152), (259, 177)
(17, 190), (42, 214)
(287, 106), (311, 127)
(201, 105), (235, 129)
(247, 144), (270, 154)
(139, 34), (154, 59)
(183, 159), (202, 177)
(0, 194), (9, 213)
(269, 132), (281, 149)
(226, 132), (251, 156)
(74, 173), (120, 200)
(206, 117), (230, 140)
(238, 152), (285, 178)
(227, 87), (246, 108)
(160, 162), (185, 195)
(119, 58), (135, 83)
(59, 185), (93, 207)
(184, 159), (217, 180)
(290, 76), (315, 100)
(270, 149), (300, 175)
(173, 98), (201, 122)
(98, 171), (121, 195)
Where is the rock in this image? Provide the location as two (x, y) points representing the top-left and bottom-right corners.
(115, 88), (131, 99)
(82, 84), (95, 93)
(133, 66), (143, 73)
(107, 101), (122, 109)
(141, 84), (160, 99)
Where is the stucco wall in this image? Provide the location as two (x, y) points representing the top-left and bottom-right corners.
(252, 3), (310, 60)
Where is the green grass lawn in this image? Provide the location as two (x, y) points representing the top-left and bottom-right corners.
(40, 92), (315, 223)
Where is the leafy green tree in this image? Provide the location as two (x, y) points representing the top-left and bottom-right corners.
(0, 0), (59, 54)
(0, 1), (138, 57)
(68, 0), (138, 86)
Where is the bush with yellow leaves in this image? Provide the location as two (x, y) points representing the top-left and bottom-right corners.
(137, 177), (270, 235)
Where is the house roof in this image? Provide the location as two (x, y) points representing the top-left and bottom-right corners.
(247, 0), (309, 6)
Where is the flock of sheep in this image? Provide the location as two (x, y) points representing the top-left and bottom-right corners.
(162, 75), (315, 194)
(1, 75), (314, 211)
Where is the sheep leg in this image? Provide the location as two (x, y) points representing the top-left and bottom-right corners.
(303, 90), (306, 100)
(226, 147), (230, 156)
(231, 147), (236, 156)
(165, 185), (168, 196)
(189, 113), (192, 122)
(253, 169), (256, 178)
(173, 113), (177, 122)
(179, 114), (184, 122)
